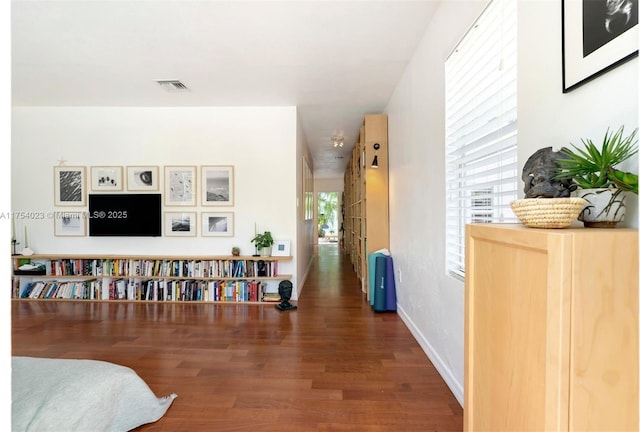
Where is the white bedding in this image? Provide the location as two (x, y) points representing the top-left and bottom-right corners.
(12, 356), (177, 432)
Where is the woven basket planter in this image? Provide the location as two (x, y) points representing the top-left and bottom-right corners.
(510, 197), (586, 228)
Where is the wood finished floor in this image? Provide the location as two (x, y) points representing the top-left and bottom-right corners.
(12, 245), (463, 431)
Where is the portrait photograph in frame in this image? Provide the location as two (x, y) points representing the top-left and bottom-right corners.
(272, 240), (291, 257)
(562, 0), (638, 92)
(127, 166), (159, 191)
(201, 165), (234, 206)
(164, 211), (197, 237)
(164, 166), (196, 206)
(53, 211), (86, 237)
(201, 212), (234, 237)
(54, 166), (86, 206)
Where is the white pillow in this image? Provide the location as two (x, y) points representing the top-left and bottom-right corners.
(12, 356), (177, 432)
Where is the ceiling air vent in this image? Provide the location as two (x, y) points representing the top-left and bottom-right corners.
(154, 80), (190, 92)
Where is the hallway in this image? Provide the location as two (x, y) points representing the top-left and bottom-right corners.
(11, 245), (463, 431)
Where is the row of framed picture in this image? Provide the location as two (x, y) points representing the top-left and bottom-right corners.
(54, 165), (234, 207)
(55, 211), (235, 238)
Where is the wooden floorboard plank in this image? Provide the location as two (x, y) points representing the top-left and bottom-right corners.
(11, 245), (462, 431)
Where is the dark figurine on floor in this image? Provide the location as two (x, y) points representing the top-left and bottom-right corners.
(276, 280), (297, 311)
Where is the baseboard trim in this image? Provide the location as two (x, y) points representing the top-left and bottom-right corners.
(396, 304), (464, 407)
(294, 254), (315, 300)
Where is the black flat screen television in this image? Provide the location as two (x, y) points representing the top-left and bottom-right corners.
(88, 194), (162, 237)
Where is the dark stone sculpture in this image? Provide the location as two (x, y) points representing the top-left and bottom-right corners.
(276, 280), (297, 311)
(522, 147), (574, 198)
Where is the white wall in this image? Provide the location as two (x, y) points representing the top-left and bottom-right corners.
(296, 112), (315, 296)
(385, 0), (489, 406)
(385, 0), (638, 406)
(1, 0), (11, 424)
(519, 0), (638, 226)
(12, 106), (302, 293)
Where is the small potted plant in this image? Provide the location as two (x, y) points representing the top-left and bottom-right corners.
(231, 247), (241, 257)
(555, 126), (638, 227)
(251, 231), (274, 257)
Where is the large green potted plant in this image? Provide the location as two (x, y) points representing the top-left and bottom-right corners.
(251, 231), (274, 257)
(555, 126), (638, 227)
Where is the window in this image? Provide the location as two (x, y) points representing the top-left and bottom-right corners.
(445, 0), (518, 280)
(470, 189), (494, 223)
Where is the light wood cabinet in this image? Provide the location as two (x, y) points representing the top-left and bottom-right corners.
(343, 114), (389, 294)
(464, 224), (638, 431)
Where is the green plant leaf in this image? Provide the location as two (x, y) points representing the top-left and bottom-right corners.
(554, 126), (638, 191)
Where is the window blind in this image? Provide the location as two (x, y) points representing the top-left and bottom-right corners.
(445, 0), (518, 280)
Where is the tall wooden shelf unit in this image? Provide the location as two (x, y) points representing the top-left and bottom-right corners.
(12, 254), (292, 304)
(464, 224), (638, 431)
(343, 114), (389, 294)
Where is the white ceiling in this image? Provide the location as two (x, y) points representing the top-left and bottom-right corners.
(11, 0), (440, 179)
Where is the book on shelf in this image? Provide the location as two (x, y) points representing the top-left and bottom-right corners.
(12, 278), (21, 298)
(29, 281), (46, 299)
(44, 282), (58, 299)
(20, 282), (33, 298)
(261, 293), (281, 302)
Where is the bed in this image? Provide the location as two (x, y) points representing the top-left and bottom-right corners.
(12, 356), (176, 432)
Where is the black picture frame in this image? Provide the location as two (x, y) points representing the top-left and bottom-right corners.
(562, 0), (638, 93)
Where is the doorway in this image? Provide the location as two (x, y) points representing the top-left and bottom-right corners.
(317, 191), (339, 245)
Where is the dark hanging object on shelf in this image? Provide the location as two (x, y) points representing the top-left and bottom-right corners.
(257, 260), (267, 276)
(371, 143), (380, 168)
(276, 280), (297, 311)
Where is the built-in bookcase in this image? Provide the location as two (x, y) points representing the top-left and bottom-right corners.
(12, 254), (292, 304)
(343, 114), (389, 296)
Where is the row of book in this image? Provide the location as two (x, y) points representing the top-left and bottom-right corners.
(17, 279), (280, 303)
(47, 259), (280, 278)
(108, 279), (269, 302)
(19, 280), (101, 300)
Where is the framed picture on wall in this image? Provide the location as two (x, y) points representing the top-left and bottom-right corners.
(164, 166), (196, 206)
(562, 0), (638, 92)
(91, 166), (123, 191)
(53, 211), (86, 236)
(127, 166), (159, 191)
(201, 165), (234, 206)
(54, 166), (86, 206)
(201, 212), (234, 237)
(302, 156), (313, 220)
(164, 211), (197, 237)
(272, 240), (291, 257)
